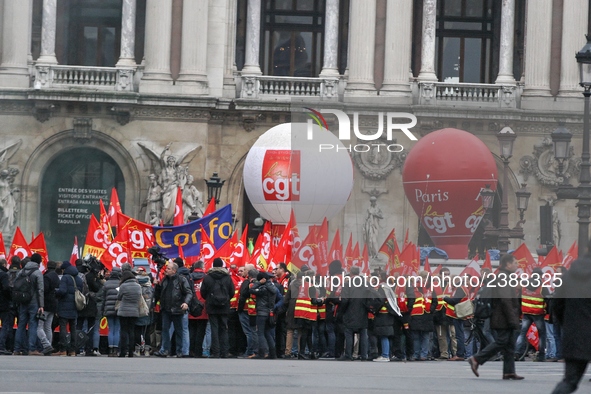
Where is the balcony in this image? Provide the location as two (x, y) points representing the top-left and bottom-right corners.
(33, 64), (137, 92)
(417, 81), (521, 109)
(239, 75), (340, 100)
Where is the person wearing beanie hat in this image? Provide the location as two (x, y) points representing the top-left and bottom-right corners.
(200, 257), (235, 358)
(13, 252), (45, 356)
(55, 258), (84, 357)
(30, 253), (42, 264)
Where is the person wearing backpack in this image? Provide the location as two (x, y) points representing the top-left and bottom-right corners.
(200, 258), (234, 358)
(0, 258), (12, 355)
(56, 261), (84, 356)
(37, 260), (59, 356)
(13, 253), (44, 356)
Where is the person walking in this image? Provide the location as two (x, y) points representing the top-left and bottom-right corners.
(117, 270), (142, 357)
(56, 261), (83, 357)
(467, 253), (523, 380)
(551, 241), (591, 394)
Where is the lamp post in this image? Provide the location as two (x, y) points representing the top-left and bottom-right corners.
(205, 172), (226, 205)
(552, 36), (591, 257)
(481, 128), (531, 255)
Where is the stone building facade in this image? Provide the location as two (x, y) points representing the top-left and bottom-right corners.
(0, 0), (587, 261)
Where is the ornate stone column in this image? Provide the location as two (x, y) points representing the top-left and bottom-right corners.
(37, 0), (58, 64)
(242, 0), (262, 75)
(380, 0), (412, 96)
(140, 0), (174, 93)
(319, 0), (339, 77)
(116, 0), (137, 67)
(523, 0), (553, 96)
(345, 0), (377, 96)
(0, 0), (32, 87)
(417, 0), (437, 82)
(558, 0), (588, 96)
(177, 0), (209, 94)
(496, 0), (516, 84)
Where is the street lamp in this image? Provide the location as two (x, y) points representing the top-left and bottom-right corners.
(481, 128), (531, 254)
(553, 36), (591, 257)
(205, 172), (226, 204)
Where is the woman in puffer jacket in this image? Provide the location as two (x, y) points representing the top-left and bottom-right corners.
(102, 269), (122, 356)
(117, 270), (142, 357)
(134, 271), (154, 356)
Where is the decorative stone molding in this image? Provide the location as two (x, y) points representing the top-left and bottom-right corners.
(72, 118), (93, 142)
(132, 107), (211, 121)
(500, 85), (517, 108)
(519, 137), (580, 186)
(352, 137), (405, 180)
(112, 105), (132, 125)
(242, 113), (265, 132)
(32, 101), (56, 122)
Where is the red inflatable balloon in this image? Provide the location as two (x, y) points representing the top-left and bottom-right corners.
(402, 128), (498, 259)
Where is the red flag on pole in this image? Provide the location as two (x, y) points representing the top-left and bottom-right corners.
(99, 199), (113, 242)
(541, 246), (561, 272)
(344, 234), (354, 272)
(82, 214), (110, 258)
(29, 232), (49, 270)
(203, 197), (216, 217)
(482, 250), (493, 271)
(8, 227), (31, 260)
(174, 186), (184, 226)
(101, 230), (131, 271)
(360, 244), (370, 275)
(512, 243), (537, 275)
(378, 229), (399, 275)
(314, 218), (330, 275)
(108, 187), (123, 229)
(403, 229), (410, 248)
(423, 256), (432, 273)
(328, 228), (342, 262)
(70, 236), (79, 265)
(201, 225), (217, 269)
(229, 224), (249, 267)
(0, 232), (6, 259)
(562, 241), (578, 269)
(432, 264), (443, 276)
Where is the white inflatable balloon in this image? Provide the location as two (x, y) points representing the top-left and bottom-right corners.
(243, 122), (354, 225)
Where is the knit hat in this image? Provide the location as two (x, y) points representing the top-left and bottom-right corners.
(213, 258), (224, 268)
(328, 260), (343, 275)
(257, 271), (270, 281)
(61, 261), (71, 270)
(121, 262), (133, 272)
(30, 253), (43, 264)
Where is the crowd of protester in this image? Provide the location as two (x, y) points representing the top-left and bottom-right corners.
(0, 252), (566, 365)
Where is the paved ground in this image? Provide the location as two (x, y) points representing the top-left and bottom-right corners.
(0, 356), (583, 394)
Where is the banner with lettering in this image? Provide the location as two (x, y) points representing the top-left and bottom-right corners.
(153, 204), (232, 258)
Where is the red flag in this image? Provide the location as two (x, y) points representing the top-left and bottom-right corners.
(350, 242), (360, 270)
(288, 209), (302, 256)
(211, 231), (238, 267)
(378, 229), (399, 275)
(0, 232), (6, 259)
(229, 225), (249, 267)
(108, 187), (123, 229)
(8, 227), (31, 260)
(423, 256), (431, 273)
(432, 264), (443, 276)
(398, 242), (418, 276)
(178, 243), (185, 261)
(541, 246), (561, 272)
(101, 230), (131, 271)
(249, 232), (264, 267)
(403, 229), (410, 247)
(459, 258), (481, 278)
(328, 228), (342, 262)
(562, 241), (578, 269)
(344, 234), (354, 272)
(203, 197), (216, 217)
(314, 218), (330, 275)
(201, 225), (217, 269)
(527, 323), (539, 351)
(271, 223), (291, 270)
(117, 213), (153, 259)
(174, 186), (184, 226)
(482, 250), (493, 271)
(512, 243), (537, 275)
(82, 214), (110, 258)
(70, 236), (80, 265)
(251, 221), (271, 271)
(99, 199), (113, 242)
(291, 226), (319, 273)
(359, 243), (370, 275)
(29, 232), (49, 269)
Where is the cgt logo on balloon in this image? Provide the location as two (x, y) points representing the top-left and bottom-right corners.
(262, 150), (301, 201)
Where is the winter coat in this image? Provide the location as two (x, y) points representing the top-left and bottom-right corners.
(284, 278), (302, 329)
(339, 276), (370, 331)
(490, 267), (521, 330)
(553, 256), (591, 361)
(200, 267), (235, 315)
(78, 270), (101, 317)
(372, 286), (394, 337)
(101, 272), (122, 317)
(249, 280), (278, 317)
(56, 265), (84, 319)
(117, 277), (142, 318)
(17, 261), (44, 308)
(410, 287), (437, 332)
(0, 265), (10, 312)
(136, 276), (154, 326)
(189, 269), (208, 320)
(155, 273), (192, 315)
(42, 269), (60, 313)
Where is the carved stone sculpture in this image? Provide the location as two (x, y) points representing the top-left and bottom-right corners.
(138, 142), (203, 225)
(363, 196), (383, 259)
(0, 140), (22, 234)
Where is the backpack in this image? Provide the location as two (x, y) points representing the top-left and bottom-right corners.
(12, 272), (33, 304)
(70, 276), (88, 311)
(473, 285), (494, 320)
(209, 278), (229, 307)
(179, 271), (203, 317)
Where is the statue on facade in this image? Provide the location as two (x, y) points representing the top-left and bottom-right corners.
(363, 196), (383, 259)
(182, 174), (204, 223)
(0, 140), (22, 235)
(138, 142), (203, 225)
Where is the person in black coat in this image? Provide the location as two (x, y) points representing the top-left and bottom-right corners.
(37, 261), (60, 355)
(200, 258), (234, 358)
(468, 253), (523, 380)
(249, 271), (280, 358)
(372, 273), (395, 362)
(551, 243), (591, 394)
(0, 258), (12, 355)
(56, 261), (84, 356)
(338, 266), (370, 361)
(237, 265), (258, 358)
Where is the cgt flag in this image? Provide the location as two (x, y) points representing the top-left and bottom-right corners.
(153, 204), (233, 258)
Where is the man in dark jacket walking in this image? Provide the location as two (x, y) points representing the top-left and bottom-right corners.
(200, 258), (234, 358)
(551, 242), (591, 394)
(0, 258), (12, 355)
(468, 253), (523, 380)
(154, 262), (192, 357)
(14, 253), (44, 355)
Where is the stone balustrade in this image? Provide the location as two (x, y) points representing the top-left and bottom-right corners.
(34, 65), (136, 92)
